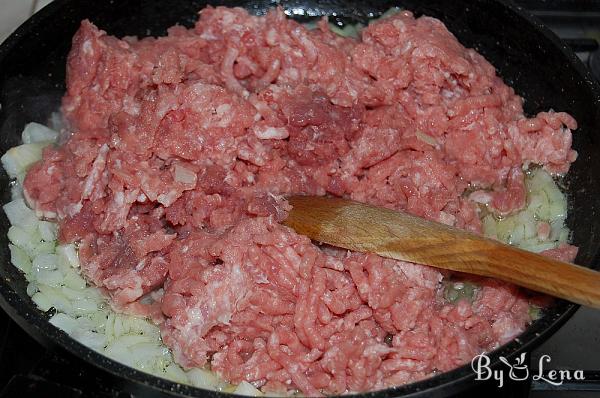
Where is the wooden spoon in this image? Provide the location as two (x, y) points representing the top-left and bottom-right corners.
(283, 195), (600, 308)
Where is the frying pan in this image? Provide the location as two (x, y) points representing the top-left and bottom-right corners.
(0, 0), (599, 397)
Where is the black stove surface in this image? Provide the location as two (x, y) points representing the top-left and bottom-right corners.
(1, 1), (600, 398)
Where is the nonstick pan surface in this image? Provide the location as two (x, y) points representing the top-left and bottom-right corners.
(1, 1), (599, 397)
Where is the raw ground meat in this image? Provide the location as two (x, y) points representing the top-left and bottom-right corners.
(23, 7), (579, 395)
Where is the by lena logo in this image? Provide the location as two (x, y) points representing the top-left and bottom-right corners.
(471, 352), (585, 388)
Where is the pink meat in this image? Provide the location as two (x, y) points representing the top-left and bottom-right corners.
(160, 218), (532, 394)
(22, 6), (579, 395)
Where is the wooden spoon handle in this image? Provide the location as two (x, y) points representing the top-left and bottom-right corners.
(283, 196), (600, 308)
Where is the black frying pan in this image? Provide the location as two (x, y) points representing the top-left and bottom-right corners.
(1, 0), (599, 397)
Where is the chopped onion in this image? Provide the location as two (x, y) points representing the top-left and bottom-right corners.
(234, 381), (264, 397)
(164, 363), (190, 384)
(71, 298), (101, 315)
(3, 198), (38, 229)
(8, 225), (42, 257)
(1, 141), (51, 181)
(34, 269), (64, 287)
(56, 244), (80, 268)
(11, 181), (24, 200)
(31, 241), (57, 257)
(329, 23), (363, 38)
(59, 265), (86, 290)
(378, 6), (403, 20)
(38, 221), (58, 242)
(59, 286), (91, 301)
(31, 291), (53, 312)
(9, 243), (31, 274)
(483, 168), (570, 252)
(188, 368), (229, 390)
(49, 313), (79, 334)
(37, 285), (73, 313)
(32, 253), (58, 271)
(21, 122), (59, 144)
(72, 329), (106, 351)
(26, 282), (39, 297)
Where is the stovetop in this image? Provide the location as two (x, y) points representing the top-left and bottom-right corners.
(1, 1), (600, 397)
